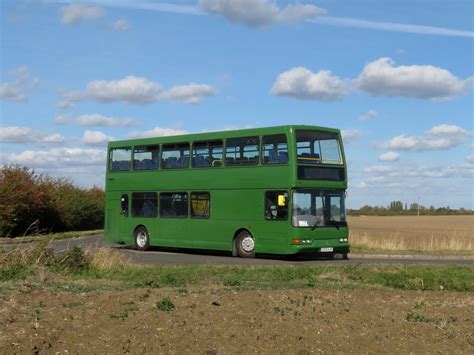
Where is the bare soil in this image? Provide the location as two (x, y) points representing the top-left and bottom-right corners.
(1, 283), (473, 354)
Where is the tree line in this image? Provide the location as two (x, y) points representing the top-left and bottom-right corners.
(0, 165), (104, 237)
(348, 200), (473, 216)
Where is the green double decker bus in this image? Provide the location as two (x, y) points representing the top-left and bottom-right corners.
(104, 125), (349, 258)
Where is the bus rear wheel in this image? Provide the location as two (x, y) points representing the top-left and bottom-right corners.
(134, 226), (150, 251)
(235, 231), (256, 258)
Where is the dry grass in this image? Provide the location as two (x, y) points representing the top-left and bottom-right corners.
(0, 238), (55, 268)
(85, 247), (131, 271)
(349, 216), (474, 253)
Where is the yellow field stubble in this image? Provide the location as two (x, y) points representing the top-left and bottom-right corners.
(348, 215), (474, 253)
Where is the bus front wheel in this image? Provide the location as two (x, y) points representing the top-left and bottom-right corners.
(235, 231), (256, 258)
(134, 226), (150, 251)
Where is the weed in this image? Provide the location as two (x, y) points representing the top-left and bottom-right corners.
(406, 311), (431, 323)
(121, 300), (135, 306)
(223, 277), (242, 287)
(177, 288), (188, 296)
(156, 297), (175, 312)
(138, 291), (151, 301)
(110, 311), (129, 320)
(161, 273), (181, 286)
(414, 301), (426, 309)
(134, 280), (160, 288)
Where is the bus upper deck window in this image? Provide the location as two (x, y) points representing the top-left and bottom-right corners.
(262, 134), (288, 164)
(110, 147), (132, 171)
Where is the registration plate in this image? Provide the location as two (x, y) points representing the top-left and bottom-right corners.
(320, 247), (333, 252)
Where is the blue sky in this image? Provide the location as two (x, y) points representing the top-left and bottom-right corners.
(1, 0), (473, 208)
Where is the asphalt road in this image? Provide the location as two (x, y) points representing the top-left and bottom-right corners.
(48, 234), (474, 265)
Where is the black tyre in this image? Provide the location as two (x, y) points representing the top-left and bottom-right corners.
(342, 252), (349, 260)
(234, 230), (256, 258)
(134, 226), (150, 251)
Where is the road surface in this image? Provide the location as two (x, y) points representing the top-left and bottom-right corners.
(46, 234), (474, 265)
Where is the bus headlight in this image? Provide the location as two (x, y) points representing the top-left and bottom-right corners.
(339, 237), (348, 243)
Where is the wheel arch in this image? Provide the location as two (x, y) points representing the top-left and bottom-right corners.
(133, 224), (148, 235)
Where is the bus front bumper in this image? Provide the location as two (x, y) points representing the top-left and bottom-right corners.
(288, 238), (350, 255)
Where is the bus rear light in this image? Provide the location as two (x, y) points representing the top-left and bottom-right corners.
(291, 239), (312, 244)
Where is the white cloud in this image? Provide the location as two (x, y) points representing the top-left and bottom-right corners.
(199, 0), (325, 28)
(43, 133), (65, 144)
(271, 67), (347, 101)
(81, 130), (114, 146)
(358, 109), (378, 121)
(111, 19), (129, 31)
(428, 124), (469, 136)
(64, 75), (217, 105)
(56, 100), (75, 109)
(341, 129), (362, 144)
(60, 4), (105, 24)
(0, 126), (64, 145)
(69, 76), (162, 104)
(0, 66), (38, 102)
(357, 57), (473, 100)
(378, 151), (400, 161)
(383, 124), (470, 151)
(54, 113), (138, 127)
(5, 147), (106, 169)
(160, 83), (218, 104)
(128, 126), (188, 139)
(466, 154), (474, 164)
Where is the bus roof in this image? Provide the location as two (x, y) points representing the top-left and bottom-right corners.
(108, 124), (341, 148)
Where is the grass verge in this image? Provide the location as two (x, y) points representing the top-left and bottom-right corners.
(1, 244), (473, 293)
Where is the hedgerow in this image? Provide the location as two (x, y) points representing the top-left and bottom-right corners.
(0, 165), (104, 237)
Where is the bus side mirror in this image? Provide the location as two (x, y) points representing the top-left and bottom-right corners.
(278, 195), (286, 206)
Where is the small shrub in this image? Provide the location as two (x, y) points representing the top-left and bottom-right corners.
(58, 246), (88, 271)
(156, 297), (175, 312)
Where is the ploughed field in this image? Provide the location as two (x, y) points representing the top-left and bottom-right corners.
(348, 215), (474, 253)
(1, 282), (473, 354)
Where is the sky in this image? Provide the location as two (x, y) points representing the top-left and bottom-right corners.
(1, 0), (473, 209)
